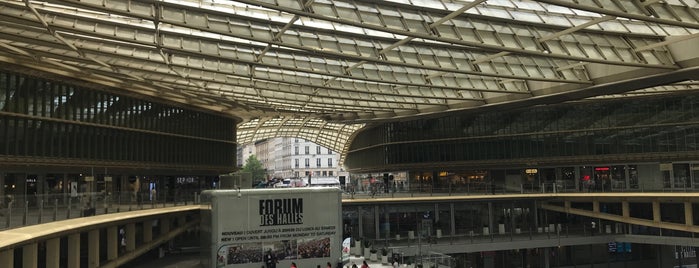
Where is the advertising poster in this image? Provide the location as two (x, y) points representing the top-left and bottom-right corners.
(205, 188), (342, 268)
(341, 237), (351, 263)
(70, 182), (78, 197)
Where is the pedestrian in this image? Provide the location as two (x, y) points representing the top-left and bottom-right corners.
(264, 250), (278, 268)
(588, 179), (596, 192)
(291, 262), (298, 268)
(119, 228), (126, 253)
(361, 260), (369, 268)
(327, 262), (333, 268)
(351, 263), (358, 268)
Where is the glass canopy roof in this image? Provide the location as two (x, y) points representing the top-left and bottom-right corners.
(0, 0), (697, 160)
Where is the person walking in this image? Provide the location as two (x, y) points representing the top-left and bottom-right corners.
(119, 228), (126, 253)
(264, 251), (278, 268)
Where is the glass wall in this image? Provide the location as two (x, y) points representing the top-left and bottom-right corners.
(351, 164), (661, 194)
(344, 199), (568, 246)
(346, 94), (699, 173)
(0, 70), (237, 170)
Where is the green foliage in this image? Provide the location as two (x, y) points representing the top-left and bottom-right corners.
(241, 155), (266, 182)
(362, 240), (372, 249)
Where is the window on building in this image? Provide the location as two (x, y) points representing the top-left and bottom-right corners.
(329, 171), (334, 176)
(305, 146), (309, 154)
(322, 171), (327, 176)
(305, 158), (310, 167)
(316, 146), (321, 154)
(316, 158), (321, 167)
(295, 146), (299, 155)
(328, 158), (333, 167)
(327, 148), (332, 154)
(295, 159), (299, 168)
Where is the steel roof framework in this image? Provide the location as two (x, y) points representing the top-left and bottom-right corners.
(0, 0), (697, 161)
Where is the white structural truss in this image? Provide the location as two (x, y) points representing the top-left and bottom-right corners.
(0, 0), (698, 157)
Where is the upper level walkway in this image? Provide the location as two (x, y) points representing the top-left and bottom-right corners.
(0, 189), (699, 267)
(3, 190), (699, 267)
(0, 191), (198, 231)
(0, 204), (200, 268)
(0, 205), (199, 250)
(3, 190), (699, 231)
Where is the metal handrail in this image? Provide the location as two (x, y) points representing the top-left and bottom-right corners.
(1, 191), (198, 230)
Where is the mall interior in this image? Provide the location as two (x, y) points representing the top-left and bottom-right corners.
(1, 0), (699, 267)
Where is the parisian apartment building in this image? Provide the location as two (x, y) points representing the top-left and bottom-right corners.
(237, 137), (346, 181)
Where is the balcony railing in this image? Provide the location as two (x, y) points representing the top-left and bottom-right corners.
(3, 185), (699, 232)
(0, 191), (199, 230)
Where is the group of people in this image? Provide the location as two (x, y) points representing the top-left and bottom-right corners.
(267, 258), (382, 268)
(264, 249), (400, 268)
(352, 260), (371, 268)
(228, 246), (263, 264)
(264, 251), (302, 268)
(349, 258), (399, 268)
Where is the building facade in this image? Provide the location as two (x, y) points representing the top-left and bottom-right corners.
(345, 93), (699, 194)
(0, 70), (237, 200)
(236, 143), (255, 168)
(241, 137), (346, 182)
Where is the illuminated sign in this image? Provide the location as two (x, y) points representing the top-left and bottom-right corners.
(525, 168), (538, 174)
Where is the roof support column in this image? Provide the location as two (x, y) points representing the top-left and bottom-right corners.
(0, 174), (4, 207)
(374, 205), (380, 240)
(144, 219), (153, 243)
(88, 229), (100, 268)
(178, 216), (186, 229)
(450, 203), (456, 236)
(357, 207), (363, 239)
(652, 201), (661, 223)
(488, 202), (494, 238)
(592, 200), (600, 213)
(67, 233), (80, 268)
(0, 249), (12, 268)
(126, 223), (136, 252)
(161, 217), (171, 235)
(685, 202), (693, 226)
(622, 201), (629, 218)
(22, 243), (37, 268)
(46, 237), (60, 268)
(107, 226), (118, 261)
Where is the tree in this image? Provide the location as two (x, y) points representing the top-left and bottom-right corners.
(241, 155), (266, 182)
